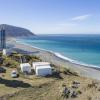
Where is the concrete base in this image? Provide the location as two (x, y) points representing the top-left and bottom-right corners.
(3, 49), (6, 55)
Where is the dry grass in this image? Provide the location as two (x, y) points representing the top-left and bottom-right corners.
(0, 54), (100, 100)
(0, 67), (100, 100)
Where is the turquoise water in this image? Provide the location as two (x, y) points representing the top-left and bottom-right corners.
(17, 34), (100, 67)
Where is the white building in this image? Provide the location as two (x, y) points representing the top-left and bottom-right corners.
(20, 63), (31, 73)
(32, 62), (52, 76)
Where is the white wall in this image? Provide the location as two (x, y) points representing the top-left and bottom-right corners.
(36, 67), (52, 76)
(20, 64), (31, 73)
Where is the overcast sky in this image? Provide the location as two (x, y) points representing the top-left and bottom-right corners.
(0, 0), (100, 34)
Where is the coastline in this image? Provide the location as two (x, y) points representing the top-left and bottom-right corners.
(16, 39), (100, 69)
(7, 39), (100, 80)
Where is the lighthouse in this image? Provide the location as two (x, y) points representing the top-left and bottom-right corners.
(0, 27), (6, 55)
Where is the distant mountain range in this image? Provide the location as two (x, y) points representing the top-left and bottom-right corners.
(0, 24), (35, 38)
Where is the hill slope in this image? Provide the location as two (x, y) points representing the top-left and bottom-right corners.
(0, 24), (35, 37)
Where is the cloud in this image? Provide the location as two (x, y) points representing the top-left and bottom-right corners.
(31, 21), (100, 34)
(71, 14), (91, 21)
(31, 22), (78, 34)
(30, 14), (95, 34)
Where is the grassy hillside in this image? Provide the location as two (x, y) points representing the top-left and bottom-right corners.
(0, 53), (100, 100)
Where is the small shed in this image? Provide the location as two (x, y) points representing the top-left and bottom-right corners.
(20, 63), (31, 73)
(32, 62), (52, 76)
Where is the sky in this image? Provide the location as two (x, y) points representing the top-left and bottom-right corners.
(0, 0), (100, 34)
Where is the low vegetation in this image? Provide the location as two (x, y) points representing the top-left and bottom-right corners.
(0, 52), (41, 67)
(0, 52), (100, 100)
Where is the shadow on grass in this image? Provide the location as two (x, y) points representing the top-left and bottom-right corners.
(13, 48), (40, 55)
(45, 71), (63, 80)
(0, 78), (31, 88)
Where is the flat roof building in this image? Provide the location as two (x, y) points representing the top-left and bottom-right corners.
(20, 63), (31, 74)
(32, 62), (52, 76)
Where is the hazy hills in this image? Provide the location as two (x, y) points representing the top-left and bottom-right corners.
(0, 24), (35, 38)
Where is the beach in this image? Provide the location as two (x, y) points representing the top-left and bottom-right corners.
(7, 39), (100, 80)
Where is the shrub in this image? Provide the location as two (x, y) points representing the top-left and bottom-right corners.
(87, 81), (97, 88)
(60, 67), (78, 76)
(3, 57), (19, 68)
(77, 90), (82, 94)
(87, 96), (92, 100)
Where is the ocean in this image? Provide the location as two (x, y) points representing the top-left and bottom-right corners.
(17, 34), (100, 67)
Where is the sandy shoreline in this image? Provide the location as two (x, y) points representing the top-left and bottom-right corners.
(7, 39), (100, 80)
